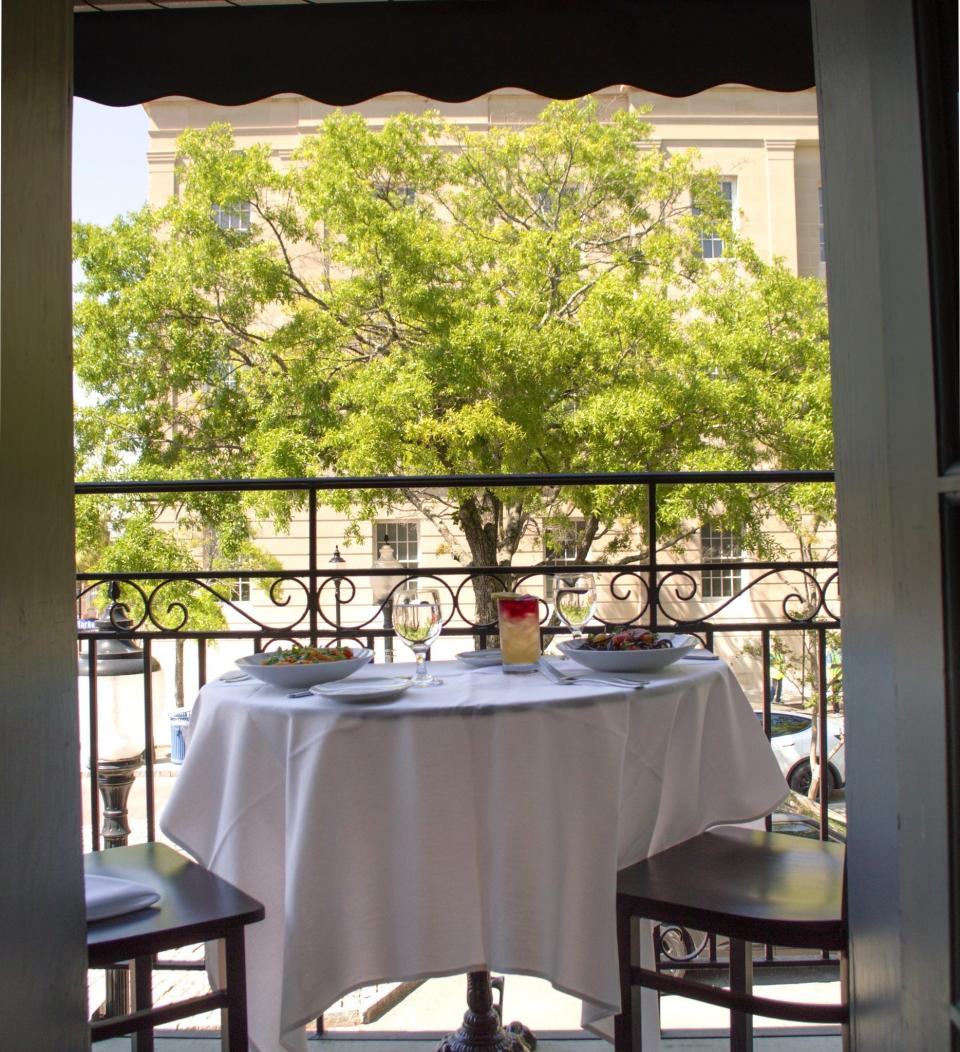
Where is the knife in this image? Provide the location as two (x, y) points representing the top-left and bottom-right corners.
(537, 657), (566, 683)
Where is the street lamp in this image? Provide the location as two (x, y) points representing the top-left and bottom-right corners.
(78, 583), (163, 849)
(329, 544), (346, 636)
(77, 582), (163, 1019)
(371, 534), (404, 663)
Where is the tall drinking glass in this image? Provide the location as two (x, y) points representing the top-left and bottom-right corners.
(393, 588), (444, 687)
(494, 592), (542, 672)
(552, 572), (598, 640)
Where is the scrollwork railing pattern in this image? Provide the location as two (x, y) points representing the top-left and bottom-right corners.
(77, 559), (839, 645)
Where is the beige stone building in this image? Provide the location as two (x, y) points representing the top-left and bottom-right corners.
(140, 87), (832, 685)
(145, 85), (824, 275)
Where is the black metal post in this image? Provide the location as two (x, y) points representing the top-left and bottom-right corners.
(437, 970), (535, 1052)
(308, 490), (318, 647)
(383, 598), (394, 663)
(92, 753), (144, 1021)
(96, 755), (143, 849)
(648, 482), (658, 633)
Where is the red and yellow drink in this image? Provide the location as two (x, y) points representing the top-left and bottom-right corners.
(493, 592), (541, 672)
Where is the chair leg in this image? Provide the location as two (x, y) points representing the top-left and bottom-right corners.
(221, 928), (251, 1052)
(729, 939), (753, 1052)
(840, 949), (850, 1052)
(615, 904), (634, 1051)
(628, 931), (645, 1052)
(130, 955), (155, 1052)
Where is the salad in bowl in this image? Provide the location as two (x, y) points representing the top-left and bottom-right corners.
(558, 628), (698, 672)
(235, 644), (372, 689)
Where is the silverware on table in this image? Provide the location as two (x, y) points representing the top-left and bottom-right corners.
(536, 657), (647, 690)
(287, 689), (313, 698)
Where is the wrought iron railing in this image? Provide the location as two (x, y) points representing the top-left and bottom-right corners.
(76, 469), (842, 998)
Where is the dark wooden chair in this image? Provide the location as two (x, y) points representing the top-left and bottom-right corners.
(85, 842), (265, 1052)
(615, 826), (847, 1052)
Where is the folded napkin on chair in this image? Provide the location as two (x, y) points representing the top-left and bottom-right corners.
(85, 873), (161, 922)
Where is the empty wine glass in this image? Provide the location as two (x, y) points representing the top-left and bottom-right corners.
(393, 588), (444, 687)
(552, 572), (598, 641)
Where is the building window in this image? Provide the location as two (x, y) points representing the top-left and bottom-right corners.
(544, 520), (585, 598)
(693, 179), (735, 259)
(700, 525), (742, 599)
(535, 185), (578, 224)
(228, 576), (251, 603)
(212, 201), (251, 233)
(375, 522), (419, 569)
(375, 185), (416, 207)
(818, 186), (826, 264)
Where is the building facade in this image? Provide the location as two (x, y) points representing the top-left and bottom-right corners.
(138, 86), (833, 691)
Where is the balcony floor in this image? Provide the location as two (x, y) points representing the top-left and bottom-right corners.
(97, 1034), (841, 1050)
(91, 968), (843, 1051)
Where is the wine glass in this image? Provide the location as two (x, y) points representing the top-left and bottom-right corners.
(552, 572), (597, 641)
(393, 588), (444, 687)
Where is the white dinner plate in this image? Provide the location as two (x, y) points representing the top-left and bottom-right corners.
(309, 676), (412, 704)
(456, 649), (502, 667)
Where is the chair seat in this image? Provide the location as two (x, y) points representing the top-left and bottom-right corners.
(617, 826), (845, 950)
(86, 842), (264, 967)
(86, 842), (264, 1050)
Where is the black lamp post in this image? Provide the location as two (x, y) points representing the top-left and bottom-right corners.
(329, 545), (346, 637)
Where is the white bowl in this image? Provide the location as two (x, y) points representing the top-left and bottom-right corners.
(235, 647), (372, 689)
(558, 634), (698, 672)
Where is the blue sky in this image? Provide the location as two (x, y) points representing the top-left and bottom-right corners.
(72, 100), (149, 397)
(73, 98), (149, 225)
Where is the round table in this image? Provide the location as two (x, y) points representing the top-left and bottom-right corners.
(160, 656), (788, 1052)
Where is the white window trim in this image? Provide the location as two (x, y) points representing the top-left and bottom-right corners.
(374, 521), (420, 569)
(694, 178), (736, 260)
(700, 524), (743, 600)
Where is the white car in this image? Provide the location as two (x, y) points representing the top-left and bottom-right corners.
(755, 709), (846, 795)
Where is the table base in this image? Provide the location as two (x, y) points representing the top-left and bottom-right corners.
(436, 970), (536, 1052)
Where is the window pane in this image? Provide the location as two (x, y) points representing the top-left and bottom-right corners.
(544, 521), (585, 597)
(818, 186), (826, 263)
(771, 714), (811, 736)
(375, 522), (419, 568)
(228, 576), (250, 602)
(700, 524), (742, 599)
(696, 179), (734, 260)
(213, 201), (251, 232)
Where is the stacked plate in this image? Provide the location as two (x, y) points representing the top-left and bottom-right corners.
(456, 649), (502, 668)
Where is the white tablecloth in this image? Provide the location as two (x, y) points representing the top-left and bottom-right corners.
(160, 657), (788, 1052)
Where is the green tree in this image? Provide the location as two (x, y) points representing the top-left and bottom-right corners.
(74, 99), (832, 622)
(76, 497), (278, 705)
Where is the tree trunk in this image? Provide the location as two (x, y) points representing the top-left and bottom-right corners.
(457, 490), (527, 643)
(174, 639), (185, 709)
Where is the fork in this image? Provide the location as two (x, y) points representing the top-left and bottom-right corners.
(537, 658), (647, 691)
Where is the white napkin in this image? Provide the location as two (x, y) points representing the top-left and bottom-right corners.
(85, 873), (161, 922)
